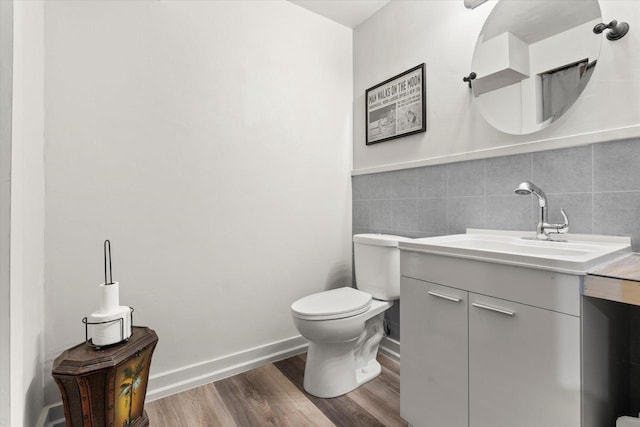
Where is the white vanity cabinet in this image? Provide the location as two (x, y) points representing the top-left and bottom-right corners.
(401, 279), (468, 427)
(468, 293), (580, 427)
(400, 251), (582, 427)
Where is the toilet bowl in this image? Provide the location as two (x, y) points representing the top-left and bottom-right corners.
(290, 234), (411, 398)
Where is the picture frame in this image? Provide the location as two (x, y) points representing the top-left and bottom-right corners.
(365, 63), (426, 145)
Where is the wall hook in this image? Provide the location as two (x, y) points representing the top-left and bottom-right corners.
(463, 72), (476, 88)
(593, 20), (629, 40)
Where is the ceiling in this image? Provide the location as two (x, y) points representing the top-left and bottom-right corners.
(482, 0), (601, 44)
(288, 0), (391, 29)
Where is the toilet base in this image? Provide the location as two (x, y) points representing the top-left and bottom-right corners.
(355, 358), (382, 386)
(302, 312), (386, 398)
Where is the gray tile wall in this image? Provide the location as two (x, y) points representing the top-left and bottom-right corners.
(352, 138), (640, 340)
(353, 137), (640, 414)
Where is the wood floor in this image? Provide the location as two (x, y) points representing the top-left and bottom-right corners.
(145, 353), (406, 427)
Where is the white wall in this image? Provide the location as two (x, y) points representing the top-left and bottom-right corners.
(0, 1), (12, 424)
(43, 0), (352, 405)
(353, 0), (640, 173)
(10, 0), (46, 425)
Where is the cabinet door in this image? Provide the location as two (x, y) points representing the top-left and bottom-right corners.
(469, 293), (580, 427)
(401, 277), (468, 427)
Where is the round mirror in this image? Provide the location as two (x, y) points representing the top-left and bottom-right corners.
(471, 0), (602, 135)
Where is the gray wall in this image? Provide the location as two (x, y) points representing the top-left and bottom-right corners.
(353, 137), (640, 340)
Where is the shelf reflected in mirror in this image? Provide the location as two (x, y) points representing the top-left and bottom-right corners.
(470, 0), (602, 135)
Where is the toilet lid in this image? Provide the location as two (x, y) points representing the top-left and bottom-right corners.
(291, 287), (372, 320)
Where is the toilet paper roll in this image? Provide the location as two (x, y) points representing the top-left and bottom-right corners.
(89, 305), (132, 346)
(99, 281), (120, 314)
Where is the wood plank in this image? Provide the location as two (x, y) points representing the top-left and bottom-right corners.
(146, 383), (237, 427)
(348, 356), (406, 427)
(584, 253), (640, 306)
(215, 362), (334, 427)
(274, 355), (388, 427)
(584, 275), (640, 306)
(146, 353), (404, 427)
(378, 353), (400, 376)
(589, 253), (640, 282)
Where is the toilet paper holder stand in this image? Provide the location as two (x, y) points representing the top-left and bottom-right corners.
(82, 307), (134, 350)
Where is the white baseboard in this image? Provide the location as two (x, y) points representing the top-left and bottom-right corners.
(37, 335), (309, 426)
(35, 403), (65, 427)
(37, 334), (399, 426)
(379, 336), (400, 362)
(146, 335), (308, 401)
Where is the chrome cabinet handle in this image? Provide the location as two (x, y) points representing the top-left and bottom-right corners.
(428, 291), (461, 303)
(472, 302), (515, 316)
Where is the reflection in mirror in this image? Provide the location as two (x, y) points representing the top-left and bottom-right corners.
(471, 0), (602, 135)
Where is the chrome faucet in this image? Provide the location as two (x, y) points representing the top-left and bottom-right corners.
(514, 181), (569, 240)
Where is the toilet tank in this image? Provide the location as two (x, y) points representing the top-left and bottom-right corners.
(353, 234), (413, 300)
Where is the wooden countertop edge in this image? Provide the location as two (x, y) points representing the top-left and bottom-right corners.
(584, 253), (640, 306)
(588, 253), (640, 281)
(584, 274), (640, 306)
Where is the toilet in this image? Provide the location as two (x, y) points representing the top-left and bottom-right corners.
(290, 233), (411, 398)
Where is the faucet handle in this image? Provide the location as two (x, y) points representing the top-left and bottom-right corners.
(543, 208), (569, 236)
(559, 208), (569, 229)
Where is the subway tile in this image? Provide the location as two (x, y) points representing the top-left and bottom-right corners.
(448, 197), (485, 234)
(486, 153), (532, 196)
(414, 232), (449, 238)
(418, 164), (447, 198)
(532, 145), (592, 193)
(418, 198), (448, 233)
(448, 159), (485, 197)
(368, 227), (395, 235)
(352, 174), (371, 201)
(397, 230), (429, 239)
(352, 200), (369, 229)
(542, 193), (592, 234)
(370, 171), (393, 199)
(485, 195), (531, 231)
(370, 199), (392, 230)
(392, 168), (418, 199)
(594, 192), (640, 250)
(594, 138), (640, 192)
(392, 199), (418, 232)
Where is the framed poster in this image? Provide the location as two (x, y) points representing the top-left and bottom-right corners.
(365, 63), (426, 145)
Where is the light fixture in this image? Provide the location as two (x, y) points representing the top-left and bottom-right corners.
(593, 20), (630, 41)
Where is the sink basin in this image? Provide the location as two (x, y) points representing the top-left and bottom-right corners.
(398, 229), (632, 274)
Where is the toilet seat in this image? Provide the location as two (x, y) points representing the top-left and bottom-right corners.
(291, 287), (372, 320)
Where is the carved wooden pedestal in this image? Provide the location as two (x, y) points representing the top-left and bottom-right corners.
(52, 326), (158, 427)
